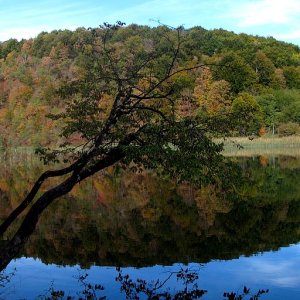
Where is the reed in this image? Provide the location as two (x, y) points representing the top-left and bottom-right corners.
(221, 136), (300, 157)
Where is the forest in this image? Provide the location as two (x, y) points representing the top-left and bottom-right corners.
(0, 24), (300, 149)
(1, 23), (300, 299)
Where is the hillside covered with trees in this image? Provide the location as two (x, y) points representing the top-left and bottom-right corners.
(0, 24), (300, 149)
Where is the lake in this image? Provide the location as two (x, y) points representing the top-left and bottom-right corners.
(1, 154), (300, 299)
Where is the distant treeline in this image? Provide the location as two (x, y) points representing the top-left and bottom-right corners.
(1, 24), (300, 148)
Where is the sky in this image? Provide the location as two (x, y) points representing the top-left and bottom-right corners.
(1, 0), (300, 46)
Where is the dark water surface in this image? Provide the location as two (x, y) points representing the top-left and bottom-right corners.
(1, 155), (300, 299)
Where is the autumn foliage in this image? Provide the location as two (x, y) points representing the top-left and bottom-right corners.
(0, 25), (300, 149)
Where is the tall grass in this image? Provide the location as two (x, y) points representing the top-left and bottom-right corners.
(221, 136), (300, 157)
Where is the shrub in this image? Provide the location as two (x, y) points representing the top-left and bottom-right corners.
(278, 122), (300, 136)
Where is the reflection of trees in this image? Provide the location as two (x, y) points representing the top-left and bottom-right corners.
(19, 267), (268, 300)
(115, 267), (207, 300)
(0, 269), (15, 300)
(1, 157), (300, 269)
(0, 272), (12, 288)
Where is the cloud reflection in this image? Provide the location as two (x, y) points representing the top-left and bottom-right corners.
(245, 244), (300, 288)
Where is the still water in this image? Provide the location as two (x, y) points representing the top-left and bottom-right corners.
(1, 155), (300, 299)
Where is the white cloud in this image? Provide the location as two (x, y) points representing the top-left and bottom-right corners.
(229, 0), (300, 27)
(248, 259), (300, 288)
(272, 276), (300, 287)
(275, 29), (300, 40)
(0, 27), (46, 41)
(250, 260), (293, 274)
(0, 25), (77, 41)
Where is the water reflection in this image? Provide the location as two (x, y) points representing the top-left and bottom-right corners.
(1, 156), (300, 267)
(0, 155), (300, 298)
(2, 260), (272, 299)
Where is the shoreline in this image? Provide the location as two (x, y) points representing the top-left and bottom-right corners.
(2, 136), (300, 158)
(221, 136), (300, 157)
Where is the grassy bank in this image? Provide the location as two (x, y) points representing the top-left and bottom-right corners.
(221, 136), (300, 157)
(2, 137), (300, 160)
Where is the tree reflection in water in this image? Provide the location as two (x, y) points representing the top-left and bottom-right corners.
(0, 267), (265, 300)
(1, 156), (300, 298)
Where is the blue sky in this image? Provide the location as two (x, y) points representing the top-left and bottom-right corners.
(1, 0), (300, 46)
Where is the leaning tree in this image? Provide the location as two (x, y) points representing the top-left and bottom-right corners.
(0, 23), (231, 270)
